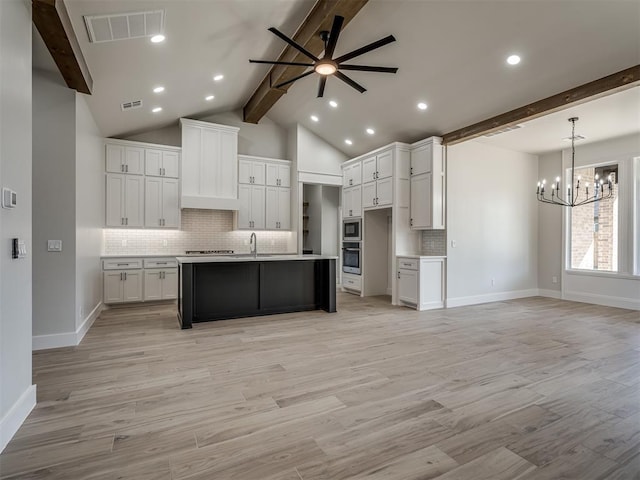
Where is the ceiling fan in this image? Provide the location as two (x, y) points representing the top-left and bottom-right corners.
(249, 15), (398, 97)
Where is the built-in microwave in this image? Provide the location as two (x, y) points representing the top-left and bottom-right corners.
(343, 218), (361, 241)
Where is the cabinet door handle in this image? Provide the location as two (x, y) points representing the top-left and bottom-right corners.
(124, 272), (127, 281)
(349, 209), (352, 216)
(162, 218), (165, 226)
(121, 217), (124, 225)
(125, 164), (129, 173)
(159, 218), (162, 226)
(372, 172), (376, 180)
(410, 167), (413, 175)
(120, 164), (124, 172)
(397, 271), (400, 279)
(410, 218), (413, 227)
(376, 171), (379, 179)
(349, 179), (353, 186)
(120, 272), (123, 281)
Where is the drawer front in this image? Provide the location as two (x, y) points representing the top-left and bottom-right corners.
(102, 258), (143, 270)
(342, 273), (362, 290)
(397, 258), (419, 270)
(144, 258), (178, 268)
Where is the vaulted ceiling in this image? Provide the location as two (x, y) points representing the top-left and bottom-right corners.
(54, 0), (640, 157)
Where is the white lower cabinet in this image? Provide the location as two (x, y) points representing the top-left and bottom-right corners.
(342, 272), (362, 293)
(144, 268), (178, 301)
(104, 270), (143, 304)
(397, 256), (444, 310)
(103, 257), (178, 304)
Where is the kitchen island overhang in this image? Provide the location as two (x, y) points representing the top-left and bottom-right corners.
(177, 255), (337, 328)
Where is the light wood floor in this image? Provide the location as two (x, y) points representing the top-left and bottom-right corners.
(2, 294), (639, 479)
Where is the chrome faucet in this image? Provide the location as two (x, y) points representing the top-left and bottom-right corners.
(250, 232), (257, 258)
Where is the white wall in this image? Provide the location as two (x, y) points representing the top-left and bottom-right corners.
(75, 94), (104, 331)
(124, 110), (288, 159)
(446, 140), (539, 307)
(0, 0), (36, 453)
(32, 70), (77, 337)
(537, 151), (563, 294)
(296, 124), (347, 177)
(558, 133), (640, 309)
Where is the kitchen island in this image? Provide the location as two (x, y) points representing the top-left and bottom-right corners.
(176, 255), (337, 328)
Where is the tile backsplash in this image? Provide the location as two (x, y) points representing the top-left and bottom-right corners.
(421, 230), (446, 256)
(103, 209), (294, 255)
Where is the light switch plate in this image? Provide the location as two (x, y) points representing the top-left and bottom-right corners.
(47, 240), (63, 252)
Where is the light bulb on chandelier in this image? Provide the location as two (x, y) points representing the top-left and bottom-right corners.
(536, 117), (614, 207)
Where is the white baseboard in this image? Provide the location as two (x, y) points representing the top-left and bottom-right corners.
(538, 289), (562, 299)
(563, 291), (640, 311)
(446, 289), (539, 308)
(0, 385), (36, 453)
(33, 302), (104, 351)
(76, 302), (104, 343)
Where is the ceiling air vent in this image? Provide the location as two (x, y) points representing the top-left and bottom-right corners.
(484, 124), (524, 137)
(84, 10), (164, 43)
(121, 100), (143, 111)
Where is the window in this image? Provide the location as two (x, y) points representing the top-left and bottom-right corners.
(569, 164), (619, 271)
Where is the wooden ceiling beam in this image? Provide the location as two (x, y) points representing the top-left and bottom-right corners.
(243, 0), (369, 124)
(32, 0), (93, 94)
(442, 64), (640, 145)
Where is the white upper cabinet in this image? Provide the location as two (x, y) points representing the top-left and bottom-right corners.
(362, 156), (377, 183)
(409, 137), (445, 230)
(237, 156), (291, 231)
(106, 173), (144, 227)
(343, 185), (362, 218)
(239, 159), (266, 185)
(145, 149), (180, 178)
(343, 162), (362, 187)
(145, 177), (180, 228)
(377, 150), (393, 179)
(105, 144), (144, 175)
(180, 119), (239, 210)
(266, 163), (290, 187)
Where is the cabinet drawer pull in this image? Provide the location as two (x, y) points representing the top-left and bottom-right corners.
(117, 263), (129, 266)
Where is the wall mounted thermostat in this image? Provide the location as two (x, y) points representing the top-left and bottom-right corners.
(2, 188), (17, 209)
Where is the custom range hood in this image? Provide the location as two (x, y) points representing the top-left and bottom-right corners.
(180, 118), (240, 210)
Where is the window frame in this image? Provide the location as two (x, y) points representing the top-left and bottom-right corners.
(564, 153), (637, 278)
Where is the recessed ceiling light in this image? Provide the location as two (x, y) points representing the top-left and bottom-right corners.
(205, 95), (215, 101)
(506, 54), (521, 65)
(151, 107), (162, 113)
(366, 128), (375, 135)
(310, 115), (319, 122)
(345, 139), (353, 145)
(153, 86), (165, 93)
(213, 74), (224, 81)
(150, 34), (165, 43)
(329, 100), (338, 108)
(417, 102), (428, 111)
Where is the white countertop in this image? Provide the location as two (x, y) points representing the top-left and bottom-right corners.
(176, 254), (338, 264)
(101, 254), (182, 258)
(397, 254), (447, 259)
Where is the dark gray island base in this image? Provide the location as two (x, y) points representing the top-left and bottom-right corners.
(177, 256), (337, 328)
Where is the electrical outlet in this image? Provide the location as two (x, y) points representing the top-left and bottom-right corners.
(491, 278), (495, 286)
(451, 240), (457, 248)
(163, 239), (168, 247)
(552, 276), (558, 284)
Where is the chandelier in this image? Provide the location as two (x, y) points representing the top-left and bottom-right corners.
(536, 117), (613, 207)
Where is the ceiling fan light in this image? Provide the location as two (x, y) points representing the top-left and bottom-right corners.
(315, 61), (337, 76)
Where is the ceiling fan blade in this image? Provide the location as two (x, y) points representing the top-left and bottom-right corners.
(334, 35), (396, 64)
(249, 59), (314, 67)
(268, 27), (319, 62)
(273, 70), (314, 89)
(324, 15), (344, 59)
(334, 71), (366, 94)
(317, 77), (327, 98)
(339, 65), (398, 73)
